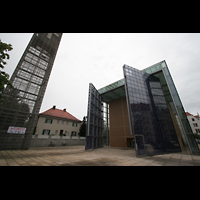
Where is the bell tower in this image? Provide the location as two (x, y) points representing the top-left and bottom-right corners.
(0, 33), (63, 149)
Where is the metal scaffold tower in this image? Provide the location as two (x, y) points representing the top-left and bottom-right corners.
(0, 33), (63, 150)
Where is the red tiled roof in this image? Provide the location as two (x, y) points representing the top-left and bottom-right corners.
(40, 108), (81, 122)
(185, 112), (192, 116)
(194, 115), (200, 119)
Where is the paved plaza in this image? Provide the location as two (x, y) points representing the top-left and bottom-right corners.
(1, 145), (200, 166)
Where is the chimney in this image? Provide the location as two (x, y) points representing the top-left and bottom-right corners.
(53, 105), (56, 110)
(63, 108), (66, 112)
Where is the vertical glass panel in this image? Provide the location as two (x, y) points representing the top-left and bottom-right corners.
(186, 134), (199, 152)
(177, 106), (186, 119)
(161, 61), (166, 68)
(124, 65), (181, 156)
(182, 119), (193, 133)
(135, 135), (146, 156)
(155, 64), (162, 70)
(85, 137), (93, 150)
(85, 83), (103, 150)
(163, 67), (169, 75)
(172, 95), (182, 107)
(150, 66), (157, 72)
(142, 61), (200, 155)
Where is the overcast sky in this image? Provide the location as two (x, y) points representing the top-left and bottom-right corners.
(0, 33), (200, 120)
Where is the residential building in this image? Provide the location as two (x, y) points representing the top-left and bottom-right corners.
(35, 106), (81, 137)
(186, 112), (200, 134)
(85, 60), (200, 156)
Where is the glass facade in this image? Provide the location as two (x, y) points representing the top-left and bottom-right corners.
(142, 60), (200, 155)
(0, 33), (62, 150)
(98, 78), (125, 94)
(85, 83), (103, 150)
(86, 61), (200, 156)
(102, 102), (109, 146)
(98, 79), (126, 146)
(123, 64), (181, 156)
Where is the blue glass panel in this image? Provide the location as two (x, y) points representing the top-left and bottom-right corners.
(98, 137), (102, 148)
(124, 65), (181, 156)
(85, 83), (103, 150)
(135, 136), (145, 156)
(93, 137), (97, 148)
(94, 126), (97, 136)
(89, 124), (93, 136)
(85, 136), (92, 150)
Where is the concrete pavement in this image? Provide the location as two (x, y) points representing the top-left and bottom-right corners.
(1, 145), (200, 166)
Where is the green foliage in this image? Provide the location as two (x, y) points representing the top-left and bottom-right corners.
(0, 40), (13, 69)
(0, 87), (30, 131)
(0, 39), (13, 101)
(78, 116), (86, 137)
(0, 40), (32, 132)
(194, 133), (200, 140)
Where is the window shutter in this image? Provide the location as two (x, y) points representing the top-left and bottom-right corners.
(45, 119), (48, 123)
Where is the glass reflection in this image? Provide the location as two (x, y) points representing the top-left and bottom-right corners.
(124, 65), (181, 156)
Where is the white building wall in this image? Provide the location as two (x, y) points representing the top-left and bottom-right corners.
(186, 114), (200, 134)
(35, 116), (81, 136)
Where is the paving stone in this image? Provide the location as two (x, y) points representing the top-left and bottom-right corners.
(147, 162), (163, 166)
(0, 146), (199, 166)
(179, 162), (193, 166)
(193, 161), (200, 166)
(0, 160), (7, 164)
(132, 162), (149, 166)
(8, 163), (20, 166)
(164, 162), (180, 166)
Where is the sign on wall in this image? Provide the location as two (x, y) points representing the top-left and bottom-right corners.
(7, 126), (26, 134)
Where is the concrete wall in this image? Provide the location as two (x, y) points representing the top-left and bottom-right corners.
(30, 135), (86, 147)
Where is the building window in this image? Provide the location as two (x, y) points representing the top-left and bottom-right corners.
(42, 129), (50, 135)
(72, 122), (77, 127)
(193, 123), (198, 127)
(57, 120), (60, 124)
(71, 131), (76, 136)
(196, 129), (200, 133)
(60, 130), (63, 136)
(66, 121), (68, 125)
(62, 121), (64, 124)
(192, 118), (195, 121)
(45, 118), (53, 124)
(64, 131), (68, 136)
(55, 130), (58, 135)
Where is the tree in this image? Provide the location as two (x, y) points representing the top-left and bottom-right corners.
(194, 133), (200, 140)
(78, 116), (86, 137)
(0, 87), (30, 131)
(0, 39), (13, 102)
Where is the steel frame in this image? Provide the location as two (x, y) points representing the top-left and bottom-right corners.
(0, 33), (62, 150)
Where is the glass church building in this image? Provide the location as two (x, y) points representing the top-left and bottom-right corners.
(85, 60), (200, 156)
